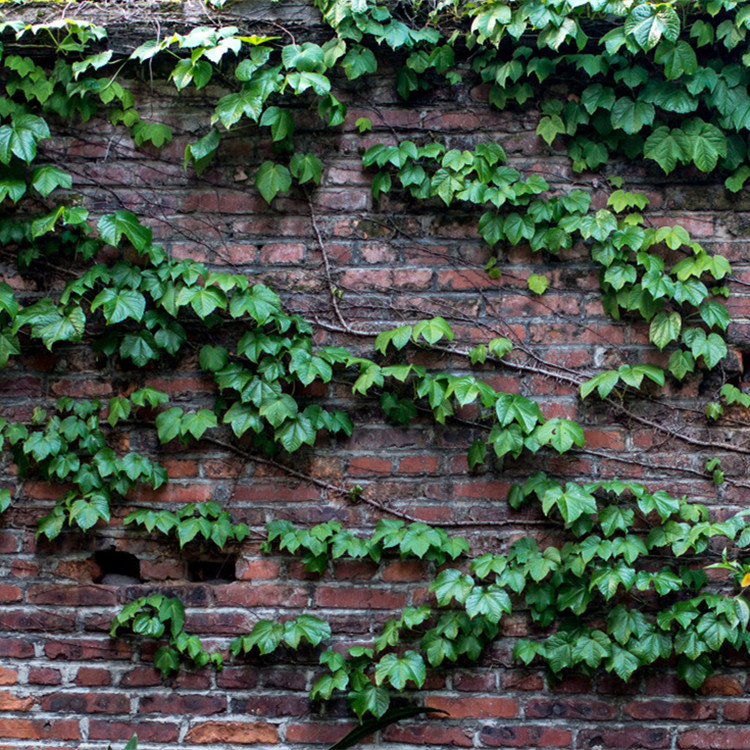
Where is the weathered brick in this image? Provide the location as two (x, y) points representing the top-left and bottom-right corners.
(140, 693), (226, 715)
(0, 691), (33, 712)
(74, 667), (111, 687)
(89, 720), (179, 743)
(679, 729), (750, 749)
(625, 699), (717, 721)
(479, 725), (573, 747)
(40, 691), (129, 713)
(314, 585), (406, 609)
(425, 696), (519, 719)
(579, 728), (670, 749)
(26, 584), (116, 607)
(28, 667), (62, 685)
(525, 698), (617, 720)
(185, 721), (278, 744)
(0, 719), (80, 741)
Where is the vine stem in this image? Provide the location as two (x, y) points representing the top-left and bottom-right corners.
(201, 436), (544, 528)
(202, 435), (421, 522)
(307, 193), (380, 338)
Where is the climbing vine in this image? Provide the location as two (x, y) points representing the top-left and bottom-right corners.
(2, 0), (750, 743)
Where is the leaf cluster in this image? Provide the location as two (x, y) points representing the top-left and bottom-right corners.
(110, 594), (223, 676)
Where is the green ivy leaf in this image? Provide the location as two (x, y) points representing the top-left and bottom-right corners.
(255, 161), (292, 203)
(412, 317), (453, 345)
(580, 370), (619, 400)
(91, 289), (146, 325)
(282, 615), (331, 649)
(349, 684), (390, 720)
(625, 3), (680, 51)
(107, 396), (131, 427)
(537, 115), (565, 146)
(275, 414), (315, 452)
(342, 46), (377, 79)
(155, 407), (184, 443)
(97, 211), (152, 251)
(0, 114), (50, 164)
(465, 585), (511, 623)
(375, 650), (426, 690)
(120, 332), (159, 367)
(184, 129), (220, 175)
(649, 311), (681, 350)
(154, 646), (181, 676)
(610, 97), (655, 134)
(535, 419), (585, 454)
(527, 273), (549, 295)
(289, 152), (323, 184)
(31, 165), (72, 197)
(677, 654), (712, 689)
(430, 569), (474, 606)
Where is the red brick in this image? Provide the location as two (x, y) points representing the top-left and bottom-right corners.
(74, 667), (111, 686)
(384, 723), (474, 746)
(347, 457), (392, 475)
(0, 719), (80, 741)
(699, 675), (743, 695)
(579, 728), (670, 749)
(120, 667), (162, 688)
(0, 640), (33, 659)
(214, 583), (308, 608)
(286, 722), (355, 744)
(480, 725), (572, 747)
(185, 721), (278, 744)
(398, 455), (440, 474)
(45, 639), (132, 660)
(139, 693), (226, 715)
(26, 584), (116, 606)
(625, 699), (717, 721)
(425, 696), (518, 719)
(89, 720), (179, 743)
(679, 729), (750, 749)
(259, 243), (306, 264)
(0, 610), (76, 632)
(236, 558), (281, 581)
(139, 558), (185, 580)
(40, 692), (129, 713)
(0, 585), (21, 603)
(0, 691), (33, 712)
(0, 669), (16, 686)
(525, 698), (617, 720)
(314, 586), (406, 609)
(28, 667), (62, 685)
(0, 534), (19, 554)
(216, 667), (260, 690)
(381, 560), (430, 582)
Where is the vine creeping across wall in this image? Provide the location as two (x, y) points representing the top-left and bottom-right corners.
(2, 0), (750, 745)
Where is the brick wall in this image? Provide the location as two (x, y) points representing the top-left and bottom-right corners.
(1, 3), (750, 749)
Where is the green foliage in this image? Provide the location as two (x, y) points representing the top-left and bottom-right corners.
(3, 1), (750, 739)
(290, 475), (750, 718)
(110, 595), (223, 676)
(125, 501), (250, 549)
(263, 518), (468, 573)
(3, 397), (167, 539)
(580, 364), (664, 400)
(230, 615), (331, 656)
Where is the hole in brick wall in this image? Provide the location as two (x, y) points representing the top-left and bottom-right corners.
(187, 557), (237, 583)
(723, 350), (750, 388)
(93, 550), (141, 584)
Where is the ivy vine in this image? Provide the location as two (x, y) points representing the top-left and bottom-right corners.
(1, 0), (750, 742)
